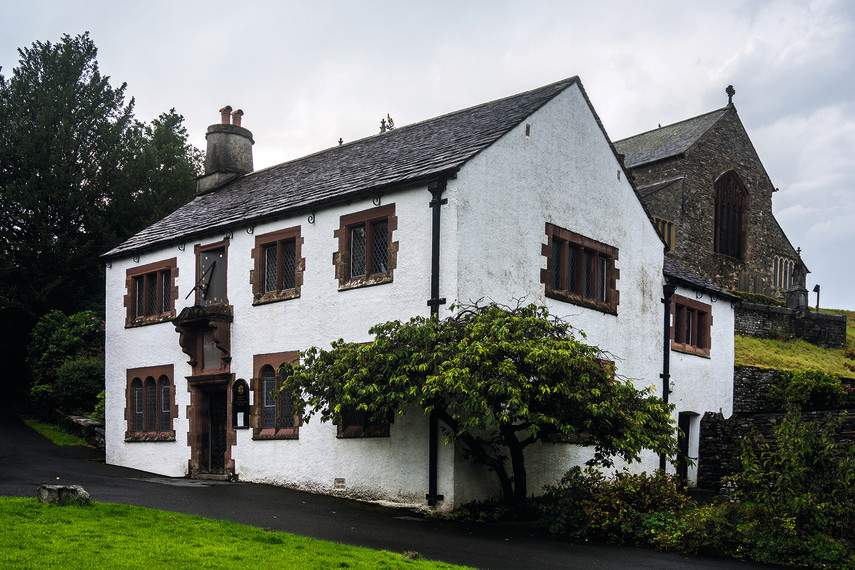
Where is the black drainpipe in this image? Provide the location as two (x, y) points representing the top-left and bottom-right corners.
(426, 177), (447, 507)
(660, 283), (676, 471)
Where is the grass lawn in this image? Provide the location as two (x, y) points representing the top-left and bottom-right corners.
(22, 419), (88, 446)
(734, 308), (854, 376)
(0, 497), (468, 569)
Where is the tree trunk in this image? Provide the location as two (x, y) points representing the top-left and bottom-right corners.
(434, 408), (515, 504)
(501, 423), (528, 507)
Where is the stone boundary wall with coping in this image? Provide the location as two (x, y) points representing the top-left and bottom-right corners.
(735, 302), (846, 348)
(697, 366), (855, 489)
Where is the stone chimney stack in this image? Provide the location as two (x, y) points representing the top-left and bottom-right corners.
(196, 105), (254, 195)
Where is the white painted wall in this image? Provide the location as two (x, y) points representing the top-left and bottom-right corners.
(105, 187), (466, 507)
(106, 82), (734, 510)
(668, 283), (735, 484)
(449, 83), (668, 495)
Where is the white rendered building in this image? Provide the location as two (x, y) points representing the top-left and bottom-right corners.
(103, 78), (735, 511)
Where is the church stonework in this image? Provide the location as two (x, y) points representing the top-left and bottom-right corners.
(616, 103), (804, 299)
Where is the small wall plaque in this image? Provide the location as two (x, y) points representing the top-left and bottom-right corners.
(232, 379), (250, 428)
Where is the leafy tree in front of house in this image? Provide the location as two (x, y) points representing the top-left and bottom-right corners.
(281, 303), (677, 506)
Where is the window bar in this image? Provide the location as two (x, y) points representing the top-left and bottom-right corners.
(145, 380), (157, 432)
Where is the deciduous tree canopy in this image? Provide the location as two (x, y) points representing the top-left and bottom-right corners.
(282, 303), (677, 505)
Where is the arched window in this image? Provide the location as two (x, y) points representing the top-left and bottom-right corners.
(261, 365), (276, 430)
(252, 352), (300, 440)
(132, 378), (143, 432)
(713, 171), (748, 259)
(144, 377), (157, 432)
(159, 375), (171, 432)
(126, 365), (174, 440)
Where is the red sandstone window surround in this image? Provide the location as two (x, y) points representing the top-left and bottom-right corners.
(333, 204), (398, 290)
(671, 294), (712, 357)
(250, 226), (304, 305)
(252, 352), (301, 440)
(541, 223), (619, 315)
(125, 364), (176, 441)
(124, 258), (178, 327)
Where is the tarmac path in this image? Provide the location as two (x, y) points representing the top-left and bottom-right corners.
(0, 410), (770, 569)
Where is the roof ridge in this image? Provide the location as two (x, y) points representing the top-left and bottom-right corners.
(247, 77), (580, 179)
(615, 106), (730, 144)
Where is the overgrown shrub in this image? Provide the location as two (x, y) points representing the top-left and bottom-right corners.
(27, 310), (104, 416)
(539, 467), (693, 544)
(768, 368), (849, 410)
(704, 412), (855, 566)
(54, 357), (105, 415)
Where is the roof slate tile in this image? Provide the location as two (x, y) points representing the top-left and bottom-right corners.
(105, 77), (579, 258)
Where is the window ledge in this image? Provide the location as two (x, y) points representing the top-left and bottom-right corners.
(545, 290), (617, 315)
(125, 312), (175, 328)
(125, 432), (176, 442)
(671, 342), (711, 358)
(338, 272), (393, 291)
(252, 288), (300, 306)
(252, 428), (299, 440)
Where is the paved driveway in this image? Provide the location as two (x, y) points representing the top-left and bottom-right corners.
(0, 411), (768, 569)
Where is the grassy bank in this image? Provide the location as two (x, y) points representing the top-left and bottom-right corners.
(734, 308), (854, 376)
(22, 419), (88, 446)
(1, 497), (467, 569)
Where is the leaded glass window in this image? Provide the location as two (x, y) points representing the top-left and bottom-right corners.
(262, 365), (276, 430)
(350, 226), (366, 277)
(145, 378), (157, 432)
(371, 220), (388, 273)
(160, 377), (170, 432)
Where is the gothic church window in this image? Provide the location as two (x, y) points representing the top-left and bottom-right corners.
(713, 171), (748, 259)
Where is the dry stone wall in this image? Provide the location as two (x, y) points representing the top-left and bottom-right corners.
(735, 302), (847, 348)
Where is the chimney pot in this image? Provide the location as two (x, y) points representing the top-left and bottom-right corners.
(219, 105), (233, 124)
(231, 109), (244, 127)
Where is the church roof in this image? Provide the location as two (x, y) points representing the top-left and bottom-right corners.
(105, 77), (584, 259)
(663, 257), (740, 300)
(614, 107), (731, 169)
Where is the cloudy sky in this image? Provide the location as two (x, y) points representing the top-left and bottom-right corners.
(2, 0), (853, 310)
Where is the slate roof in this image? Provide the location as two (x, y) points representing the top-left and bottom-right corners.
(104, 77), (582, 259)
(663, 257), (740, 301)
(613, 107), (730, 169)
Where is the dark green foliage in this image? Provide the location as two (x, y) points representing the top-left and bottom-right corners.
(539, 467), (693, 543)
(0, 33), (200, 403)
(54, 357), (105, 415)
(28, 310), (104, 415)
(768, 368), (850, 410)
(283, 303), (677, 506)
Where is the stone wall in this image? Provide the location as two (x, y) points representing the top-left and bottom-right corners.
(698, 408), (855, 490)
(697, 365), (855, 489)
(735, 302), (847, 348)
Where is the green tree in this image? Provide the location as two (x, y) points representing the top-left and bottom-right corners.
(0, 33), (200, 402)
(282, 303), (677, 506)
